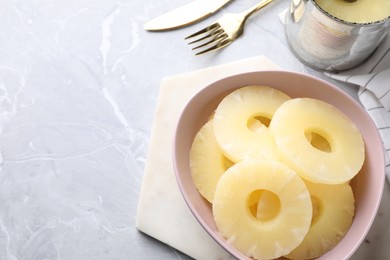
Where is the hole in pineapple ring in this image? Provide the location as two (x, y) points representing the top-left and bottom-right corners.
(247, 189), (281, 221)
(305, 130), (332, 153)
(247, 115), (271, 132)
(310, 195), (322, 225)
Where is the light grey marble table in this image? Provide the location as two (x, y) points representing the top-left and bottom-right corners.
(0, 0), (388, 259)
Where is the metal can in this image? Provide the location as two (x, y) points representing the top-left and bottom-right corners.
(285, 0), (390, 71)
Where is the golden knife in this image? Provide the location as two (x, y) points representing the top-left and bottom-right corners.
(144, 0), (233, 31)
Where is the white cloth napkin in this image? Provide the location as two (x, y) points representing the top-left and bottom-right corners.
(325, 33), (390, 183)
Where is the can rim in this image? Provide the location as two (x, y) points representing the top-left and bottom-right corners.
(310, 0), (390, 26)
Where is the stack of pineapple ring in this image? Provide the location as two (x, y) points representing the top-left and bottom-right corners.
(189, 85), (364, 260)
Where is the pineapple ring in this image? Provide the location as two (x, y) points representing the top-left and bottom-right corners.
(213, 85), (290, 163)
(190, 119), (234, 203)
(285, 181), (355, 259)
(213, 160), (312, 260)
(270, 98), (365, 184)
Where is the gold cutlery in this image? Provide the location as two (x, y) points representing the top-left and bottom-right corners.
(185, 0), (275, 55)
(144, 0), (233, 31)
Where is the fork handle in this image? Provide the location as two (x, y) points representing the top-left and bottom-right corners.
(242, 0), (275, 22)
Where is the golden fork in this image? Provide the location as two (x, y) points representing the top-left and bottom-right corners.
(185, 0), (275, 55)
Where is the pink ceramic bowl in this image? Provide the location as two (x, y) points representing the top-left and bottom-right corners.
(173, 70), (385, 259)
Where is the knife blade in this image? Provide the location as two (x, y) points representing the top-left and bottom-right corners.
(144, 0), (232, 31)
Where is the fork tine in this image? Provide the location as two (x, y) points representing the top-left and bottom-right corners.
(187, 33), (214, 45)
(188, 28), (224, 45)
(191, 33), (227, 50)
(195, 39), (232, 55)
(184, 23), (220, 40)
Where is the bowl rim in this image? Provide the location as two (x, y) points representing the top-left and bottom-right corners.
(172, 70), (385, 260)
